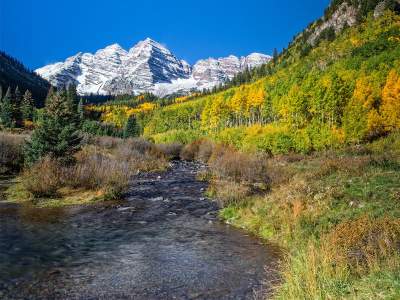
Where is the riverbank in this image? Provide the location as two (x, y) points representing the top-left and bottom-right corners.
(1, 135), (172, 208)
(214, 132), (400, 299)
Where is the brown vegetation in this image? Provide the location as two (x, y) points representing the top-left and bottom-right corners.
(20, 136), (169, 201)
(0, 132), (26, 174)
(181, 139), (270, 206)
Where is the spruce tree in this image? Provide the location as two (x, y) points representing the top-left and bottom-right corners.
(21, 90), (34, 121)
(13, 86), (23, 126)
(24, 88), (82, 165)
(77, 98), (84, 123)
(273, 48), (279, 64)
(0, 87), (15, 128)
(124, 115), (139, 138)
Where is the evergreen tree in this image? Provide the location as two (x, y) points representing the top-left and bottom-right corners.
(273, 48), (279, 64)
(13, 86), (23, 126)
(0, 87), (15, 128)
(0, 85), (3, 100)
(21, 90), (34, 121)
(67, 84), (78, 109)
(123, 115), (140, 138)
(24, 88), (82, 165)
(77, 98), (84, 123)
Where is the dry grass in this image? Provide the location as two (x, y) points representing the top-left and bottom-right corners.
(0, 132), (26, 174)
(208, 145), (269, 185)
(19, 136), (169, 202)
(181, 139), (270, 207)
(325, 216), (400, 274)
(22, 157), (64, 198)
(156, 143), (183, 160)
(209, 180), (253, 207)
(180, 138), (215, 162)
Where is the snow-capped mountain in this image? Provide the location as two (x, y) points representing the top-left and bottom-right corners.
(36, 38), (271, 96)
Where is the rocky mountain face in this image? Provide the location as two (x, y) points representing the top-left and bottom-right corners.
(35, 38), (271, 96)
(302, 0), (400, 46)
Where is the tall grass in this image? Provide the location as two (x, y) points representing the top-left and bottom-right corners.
(180, 139), (270, 206)
(0, 132), (26, 174)
(21, 136), (169, 200)
(211, 132), (400, 299)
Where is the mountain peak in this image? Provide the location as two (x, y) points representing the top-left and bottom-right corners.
(105, 43), (124, 51)
(36, 38), (271, 96)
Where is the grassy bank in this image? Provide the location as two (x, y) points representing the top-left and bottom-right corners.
(2, 135), (178, 208)
(181, 133), (400, 299)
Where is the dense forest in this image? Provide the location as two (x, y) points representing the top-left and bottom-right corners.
(0, 52), (50, 106)
(114, 11), (400, 154)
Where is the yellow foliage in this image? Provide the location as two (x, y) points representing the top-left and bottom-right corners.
(87, 102), (156, 128)
(380, 70), (400, 131)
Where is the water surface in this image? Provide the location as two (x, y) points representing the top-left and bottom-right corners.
(0, 162), (279, 299)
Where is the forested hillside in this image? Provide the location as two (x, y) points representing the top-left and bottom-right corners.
(138, 10), (400, 153)
(0, 51), (51, 105)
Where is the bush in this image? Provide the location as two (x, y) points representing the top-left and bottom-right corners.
(68, 149), (131, 199)
(156, 143), (183, 160)
(325, 216), (400, 274)
(209, 180), (253, 207)
(208, 145), (270, 185)
(0, 132), (26, 174)
(21, 136), (169, 200)
(22, 157), (63, 198)
(180, 138), (214, 162)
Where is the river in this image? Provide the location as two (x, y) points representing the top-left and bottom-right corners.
(0, 161), (279, 299)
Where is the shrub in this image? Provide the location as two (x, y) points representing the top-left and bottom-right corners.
(22, 157), (63, 197)
(156, 143), (183, 160)
(209, 180), (253, 207)
(180, 138), (214, 162)
(325, 216), (400, 274)
(0, 132), (26, 174)
(208, 145), (270, 185)
(21, 137), (169, 200)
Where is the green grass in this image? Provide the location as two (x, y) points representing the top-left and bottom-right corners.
(218, 133), (400, 299)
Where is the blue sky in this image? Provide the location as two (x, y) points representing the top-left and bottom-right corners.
(0, 0), (330, 70)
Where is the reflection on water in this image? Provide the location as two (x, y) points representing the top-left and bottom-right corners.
(0, 162), (280, 299)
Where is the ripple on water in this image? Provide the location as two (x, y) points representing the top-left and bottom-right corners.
(0, 162), (280, 299)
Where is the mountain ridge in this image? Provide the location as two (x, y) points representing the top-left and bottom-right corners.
(35, 38), (271, 96)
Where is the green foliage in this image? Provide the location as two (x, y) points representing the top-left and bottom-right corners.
(21, 90), (34, 121)
(24, 87), (82, 165)
(82, 120), (122, 137)
(0, 87), (14, 128)
(144, 98), (206, 136)
(123, 115), (140, 138)
(152, 129), (203, 144)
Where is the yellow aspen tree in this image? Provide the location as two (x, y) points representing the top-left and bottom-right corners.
(380, 70), (400, 131)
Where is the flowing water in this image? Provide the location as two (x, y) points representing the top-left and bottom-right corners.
(0, 162), (280, 299)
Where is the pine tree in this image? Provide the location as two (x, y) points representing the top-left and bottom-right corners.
(67, 84), (78, 110)
(13, 86), (23, 126)
(21, 90), (34, 121)
(77, 98), (84, 123)
(123, 115), (139, 138)
(24, 88), (82, 165)
(0, 87), (15, 128)
(273, 48), (279, 64)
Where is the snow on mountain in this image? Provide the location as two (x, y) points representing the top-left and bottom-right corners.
(35, 38), (271, 96)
